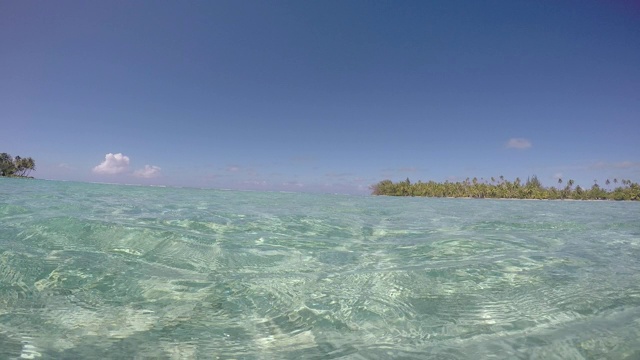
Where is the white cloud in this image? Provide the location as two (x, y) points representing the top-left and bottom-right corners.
(590, 161), (639, 170)
(282, 181), (304, 188)
(134, 165), (162, 178)
(92, 153), (130, 174)
(325, 172), (353, 178)
(505, 138), (532, 149)
(58, 163), (74, 170)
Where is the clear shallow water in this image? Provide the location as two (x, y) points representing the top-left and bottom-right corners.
(1, 179), (640, 359)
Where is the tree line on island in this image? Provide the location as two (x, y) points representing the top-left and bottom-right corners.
(371, 175), (640, 201)
(0, 153), (36, 178)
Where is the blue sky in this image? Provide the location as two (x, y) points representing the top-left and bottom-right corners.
(2, 0), (639, 194)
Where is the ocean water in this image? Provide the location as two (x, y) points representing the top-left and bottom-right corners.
(1, 179), (640, 359)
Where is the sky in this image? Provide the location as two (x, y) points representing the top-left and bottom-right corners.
(1, 0), (639, 194)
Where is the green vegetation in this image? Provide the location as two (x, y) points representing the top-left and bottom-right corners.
(0, 153), (36, 178)
(371, 175), (640, 201)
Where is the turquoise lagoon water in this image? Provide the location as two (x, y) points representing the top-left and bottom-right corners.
(1, 178), (640, 359)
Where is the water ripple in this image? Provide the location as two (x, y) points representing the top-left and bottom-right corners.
(1, 180), (640, 358)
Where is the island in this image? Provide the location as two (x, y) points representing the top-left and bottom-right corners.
(371, 176), (640, 201)
(0, 153), (36, 178)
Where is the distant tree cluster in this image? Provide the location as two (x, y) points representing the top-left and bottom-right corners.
(371, 175), (640, 201)
(0, 153), (36, 177)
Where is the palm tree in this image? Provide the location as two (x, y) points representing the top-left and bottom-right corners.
(0, 153), (36, 177)
(13, 156), (24, 176)
(0, 153), (15, 176)
(23, 157), (35, 176)
(370, 175), (638, 200)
